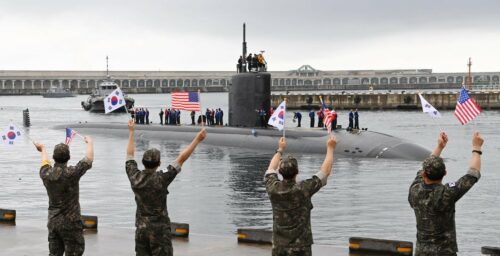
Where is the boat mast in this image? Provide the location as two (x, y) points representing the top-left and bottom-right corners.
(467, 57), (472, 90)
(106, 55), (110, 80)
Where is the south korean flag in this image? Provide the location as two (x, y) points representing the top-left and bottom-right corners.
(268, 100), (286, 131)
(104, 87), (126, 114)
(418, 93), (441, 118)
(1, 123), (22, 146)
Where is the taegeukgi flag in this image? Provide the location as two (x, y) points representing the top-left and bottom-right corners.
(104, 88), (126, 114)
(268, 100), (286, 131)
(418, 93), (441, 118)
(1, 123), (22, 146)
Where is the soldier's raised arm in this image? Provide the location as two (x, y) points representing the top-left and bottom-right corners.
(127, 119), (135, 159)
(469, 132), (483, 172)
(174, 128), (206, 166)
(267, 137), (286, 171)
(84, 136), (94, 162)
(34, 142), (49, 166)
(301, 135), (336, 197)
(443, 132), (483, 204)
(431, 132), (448, 157)
(318, 135), (336, 182)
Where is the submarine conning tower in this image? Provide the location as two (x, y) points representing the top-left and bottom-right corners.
(229, 72), (271, 127)
(229, 23), (272, 127)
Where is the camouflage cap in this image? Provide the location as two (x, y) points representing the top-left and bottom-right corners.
(142, 148), (161, 163)
(53, 143), (70, 163)
(422, 155), (446, 180)
(279, 155), (299, 179)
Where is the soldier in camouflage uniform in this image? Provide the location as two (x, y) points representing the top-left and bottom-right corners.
(265, 136), (336, 256)
(409, 131), (483, 256)
(126, 119), (206, 256)
(35, 136), (94, 256)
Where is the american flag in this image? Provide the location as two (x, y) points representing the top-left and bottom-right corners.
(65, 128), (77, 145)
(172, 92), (201, 111)
(454, 87), (481, 125)
(321, 101), (334, 133)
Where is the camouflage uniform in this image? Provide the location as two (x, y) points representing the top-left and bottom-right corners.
(126, 151), (181, 256)
(408, 161), (480, 256)
(264, 169), (327, 256)
(40, 157), (93, 256)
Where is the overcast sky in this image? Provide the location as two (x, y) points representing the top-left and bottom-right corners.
(1, 0), (499, 72)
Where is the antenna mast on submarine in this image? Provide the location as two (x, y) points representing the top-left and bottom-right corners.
(242, 23), (247, 73)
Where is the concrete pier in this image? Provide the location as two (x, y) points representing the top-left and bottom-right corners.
(0, 224), (347, 255)
(272, 90), (500, 110)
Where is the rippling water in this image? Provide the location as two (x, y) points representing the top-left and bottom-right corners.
(0, 93), (499, 255)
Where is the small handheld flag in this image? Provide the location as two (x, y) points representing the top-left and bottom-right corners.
(418, 93), (441, 118)
(198, 90), (204, 127)
(454, 87), (481, 125)
(65, 128), (77, 145)
(268, 101), (286, 131)
(1, 123), (22, 146)
(319, 96), (334, 133)
(65, 128), (84, 145)
(104, 88), (126, 114)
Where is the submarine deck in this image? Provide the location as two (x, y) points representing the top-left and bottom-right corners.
(0, 224), (347, 255)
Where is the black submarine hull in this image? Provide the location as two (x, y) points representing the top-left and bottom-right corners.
(56, 123), (430, 161)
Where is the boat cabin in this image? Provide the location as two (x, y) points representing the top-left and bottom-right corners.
(95, 81), (119, 96)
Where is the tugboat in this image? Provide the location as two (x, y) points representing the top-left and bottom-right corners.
(81, 56), (134, 112)
(42, 85), (76, 98)
(81, 79), (134, 112)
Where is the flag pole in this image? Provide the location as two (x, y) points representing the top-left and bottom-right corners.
(74, 131), (85, 140)
(320, 95), (334, 138)
(433, 116), (443, 133)
(283, 98), (287, 138)
(119, 87), (131, 119)
(319, 95), (326, 133)
(198, 89), (204, 127)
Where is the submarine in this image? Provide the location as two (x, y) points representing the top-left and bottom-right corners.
(59, 23), (430, 161)
(57, 123), (430, 161)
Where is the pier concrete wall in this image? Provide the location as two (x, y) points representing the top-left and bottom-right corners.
(271, 91), (500, 110)
(0, 86), (226, 95)
(1, 66), (499, 95)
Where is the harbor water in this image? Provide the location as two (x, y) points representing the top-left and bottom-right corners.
(0, 93), (499, 255)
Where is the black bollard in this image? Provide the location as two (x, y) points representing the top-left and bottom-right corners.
(349, 237), (413, 256)
(237, 228), (272, 244)
(171, 222), (189, 237)
(0, 209), (16, 223)
(23, 108), (30, 127)
(82, 215), (98, 230)
(482, 246), (500, 256)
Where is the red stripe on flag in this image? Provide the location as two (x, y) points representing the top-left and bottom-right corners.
(454, 110), (466, 125)
(456, 104), (472, 123)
